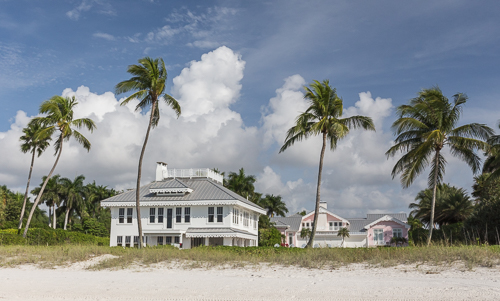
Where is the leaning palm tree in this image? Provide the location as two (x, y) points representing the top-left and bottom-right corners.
(116, 57), (181, 248)
(337, 227), (350, 247)
(60, 175), (86, 230)
(31, 174), (62, 229)
(262, 194), (288, 217)
(22, 96), (96, 237)
(280, 80), (375, 248)
(17, 122), (51, 234)
(386, 87), (493, 245)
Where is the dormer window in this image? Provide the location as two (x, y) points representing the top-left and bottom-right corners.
(150, 188), (193, 196)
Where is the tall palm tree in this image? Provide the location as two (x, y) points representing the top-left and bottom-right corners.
(116, 57), (181, 248)
(386, 87), (493, 245)
(225, 168), (256, 199)
(31, 175), (62, 229)
(85, 181), (112, 218)
(280, 80), (375, 248)
(23, 96), (96, 237)
(482, 121), (500, 177)
(17, 122), (51, 234)
(337, 227), (350, 248)
(60, 175), (86, 230)
(261, 194), (288, 217)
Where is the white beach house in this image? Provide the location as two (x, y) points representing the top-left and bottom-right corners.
(101, 163), (266, 248)
(271, 201), (410, 248)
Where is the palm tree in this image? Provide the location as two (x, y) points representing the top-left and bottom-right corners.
(483, 121), (500, 177)
(17, 122), (51, 234)
(300, 227), (311, 242)
(60, 175), (86, 230)
(410, 184), (474, 227)
(280, 80), (375, 248)
(31, 175), (62, 229)
(337, 227), (350, 247)
(386, 87), (493, 245)
(85, 181), (112, 218)
(22, 96), (96, 237)
(225, 168), (256, 199)
(116, 57), (181, 248)
(261, 194), (288, 217)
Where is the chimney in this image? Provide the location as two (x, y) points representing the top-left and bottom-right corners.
(156, 162), (168, 181)
(319, 201), (327, 210)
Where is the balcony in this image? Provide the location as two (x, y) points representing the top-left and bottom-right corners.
(167, 168), (223, 184)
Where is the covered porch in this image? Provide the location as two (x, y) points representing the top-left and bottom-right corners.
(184, 227), (258, 249)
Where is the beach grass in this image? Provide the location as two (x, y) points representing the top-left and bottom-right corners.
(1, 244), (499, 270)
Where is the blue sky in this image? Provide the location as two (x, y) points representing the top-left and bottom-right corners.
(1, 0), (499, 216)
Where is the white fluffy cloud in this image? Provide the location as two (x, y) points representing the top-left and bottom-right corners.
(1, 45), (480, 218)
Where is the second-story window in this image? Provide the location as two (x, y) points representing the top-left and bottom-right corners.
(208, 207), (214, 223)
(118, 208), (125, 224)
(254, 214), (258, 230)
(233, 208), (239, 224)
(126, 208), (133, 223)
(176, 207), (182, 223)
(184, 207), (191, 223)
(150, 208), (156, 223)
(217, 207), (223, 223)
(158, 208), (164, 223)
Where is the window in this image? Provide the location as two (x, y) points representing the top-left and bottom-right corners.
(125, 236), (131, 247)
(329, 222), (333, 230)
(174, 236), (180, 244)
(306, 222), (310, 228)
(117, 236), (123, 246)
(208, 207), (214, 223)
(133, 236), (139, 246)
(289, 233), (293, 245)
(166, 236), (172, 245)
(126, 208), (133, 223)
(185, 207), (191, 223)
(303, 223), (305, 227)
(333, 222), (341, 231)
(254, 214), (258, 229)
(157, 208), (164, 223)
(233, 208), (239, 224)
(393, 228), (403, 238)
(176, 207), (182, 223)
(167, 208), (172, 228)
(150, 208), (156, 223)
(118, 208), (125, 224)
(217, 207), (223, 223)
(243, 212), (249, 227)
(157, 236), (164, 245)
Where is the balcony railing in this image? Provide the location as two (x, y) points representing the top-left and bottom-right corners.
(167, 168), (223, 184)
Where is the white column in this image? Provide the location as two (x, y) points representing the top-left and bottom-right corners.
(205, 237), (209, 246)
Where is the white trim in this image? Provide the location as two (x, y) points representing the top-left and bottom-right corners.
(102, 199), (266, 215)
(302, 207), (350, 224)
(149, 188), (193, 194)
(363, 215), (410, 229)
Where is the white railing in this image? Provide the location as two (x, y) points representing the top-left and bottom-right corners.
(167, 168), (223, 184)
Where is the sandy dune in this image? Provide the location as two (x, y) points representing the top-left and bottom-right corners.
(1, 257), (499, 300)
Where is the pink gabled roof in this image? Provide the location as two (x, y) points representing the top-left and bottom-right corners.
(363, 215), (410, 230)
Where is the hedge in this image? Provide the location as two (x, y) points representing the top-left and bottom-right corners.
(0, 228), (110, 246)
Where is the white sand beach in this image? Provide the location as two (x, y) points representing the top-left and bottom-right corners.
(1, 257), (500, 301)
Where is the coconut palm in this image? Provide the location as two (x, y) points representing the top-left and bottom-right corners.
(225, 168), (256, 199)
(300, 227), (311, 242)
(60, 175), (86, 230)
(410, 184), (474, 227)
(482, 122), (500, 176)
(115, 57), (181, 248)
(22, 96), (96, 237)
(85, 181), (113, 218)
(17, 122), (51, 234)
(31, 174), (62, 229)
(337, 227), (350, 247)
(280, 80), (375, 248)
(261, 194), (288, 217)
(386, 87), (493, 245)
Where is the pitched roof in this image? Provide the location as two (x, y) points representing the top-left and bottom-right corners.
(366, 213), (408, 223)
(347, 213), (409, 232)
(101, 178), (264, 211)
(270, 215), (302, 232)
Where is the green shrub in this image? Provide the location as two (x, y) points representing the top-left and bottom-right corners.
(0, 228), (109, 246)
(258, 227), (282, 247)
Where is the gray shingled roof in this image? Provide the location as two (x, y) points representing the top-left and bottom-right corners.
(348, 213), (408, 232)
(101, 178), (264, 211)
(270, 215), (302, 232)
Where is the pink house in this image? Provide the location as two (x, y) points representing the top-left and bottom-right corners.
(271, 202), (410, 248)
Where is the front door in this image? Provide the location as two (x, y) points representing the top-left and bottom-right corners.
(373, 229), (384, 245)
(166, 209), (173, 229)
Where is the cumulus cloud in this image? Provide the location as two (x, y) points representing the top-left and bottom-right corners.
(93, 32), (116, 41)
(0, 46), (259, 195)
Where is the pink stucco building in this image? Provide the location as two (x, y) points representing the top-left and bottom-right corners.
(271, 202), (410, 248)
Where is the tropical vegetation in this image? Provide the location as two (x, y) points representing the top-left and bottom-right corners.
(386, 87), (493, 245)
(115, 56), (181, 248)
(279, 79), (375, 248)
